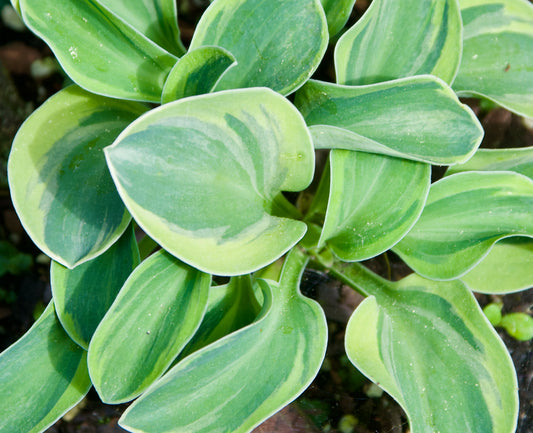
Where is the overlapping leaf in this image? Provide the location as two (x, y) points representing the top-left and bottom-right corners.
(18, 0), (177, 101)
(88, 250), (210, 403)
(315, 150), (430, 261)
(454, 0), (533, 117)
(51, 225), (140, 349)
(320, 0), (357, 38)
(189, 0), (328, 95)
(335, 0), (462, 85)
(119, 249), (327, 433)
(295, 76), (483, 165)
(105, 88), (314, 276)
(341, 265), (518, 433)
(394, 171), (533, 280)
(0, 303), (91, 433)
(8, 86), (146, 268)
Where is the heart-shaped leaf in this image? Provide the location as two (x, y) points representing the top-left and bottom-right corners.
(0, 303), (91, 433)
(88, 250), (210, 404)
(454, 0), (533, 117)
(394, 171), (533, 280)
(341, 265), (518, 433)
(161, 46), (236, 103)
(295, 76), (483, 165)
(119, 249), (327, 433)
(8, 86), (147, 268)
(335, 0), (462, 85)
(320, 0), (357, 38)
(189, 0), (328, 95)
(18, 0), (177, 102)
(105, 88), (314, 276)
(317, 150), (430, 261)
(51, 225), (140, 349)
(96, 0), (185, 56)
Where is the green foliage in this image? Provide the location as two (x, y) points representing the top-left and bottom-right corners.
(2, 0), (533, 432)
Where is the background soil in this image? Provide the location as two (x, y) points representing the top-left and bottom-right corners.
(0, 1), (531, 432)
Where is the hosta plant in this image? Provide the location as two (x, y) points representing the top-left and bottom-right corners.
(2, 0), (533, 432)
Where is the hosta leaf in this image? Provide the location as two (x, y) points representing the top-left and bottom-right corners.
(18, 0), (177, 102)
(119, 248), (327, 433)
(88, 250), (210, 404)
(319, 150), (430, 261)
(189, 0), (328, 95)
(461, 237), (533, 294)
(394, 171), (533, 280)
(295, 76), (483, 165)
(335, 0), (462, 85)
(0, 303), (91, 433)
(454, 0), (533, 117)
(51, 225), (140, 349)
(8, 86), (146, 268)
(105, 88), (314, 276)
(320, 0), (357, 38)
(96, 0), (185, 56)
(342, 265), (518, 433)
(161, 46), (236, 103)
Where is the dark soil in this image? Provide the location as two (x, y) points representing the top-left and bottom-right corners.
(0, 1), (531, 432)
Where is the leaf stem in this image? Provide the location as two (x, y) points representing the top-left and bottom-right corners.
(279, 247), (309, 300)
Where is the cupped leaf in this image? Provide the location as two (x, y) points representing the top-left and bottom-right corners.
(461, 237), (533, 294)
(320, 0), (357, 38)
(105, 88), (314, 276)
(8, 86), (147, 268)
(161, 46), (236, 103)
(454, 0), (533, 117)
(88, 250), (210, 404)
(0, 303), (91, 433)
(18, 0), (177, 102)
(51, 225), (140, 349)
(189, 0), (328, 95)
(393, 171), (533, 280)
(295, 76), (483, 165)
(119, 248), (327, 433)
(318, 150), (430, 261)
(96, 0), (185, 56)
(335, 0), (462, 85)
(341, 265), (518, 433)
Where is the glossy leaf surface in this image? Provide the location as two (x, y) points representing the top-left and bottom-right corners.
(318, 150), (430, 261)
(190, 0), (328, 95)
(161, 46), (236, 103)
(454, 0), (533, 117)
(0, 303), (91, 433)
(51, 225), (140, 349)
(18, 0), (177, 101)
(120, 249), (327, 433)
(394, 171), (533, 280)
(8, 86), (146, 268)
(88, 250), (210, 403)
(295, 76), (483, 165)
(106, 88), (314, 276)
(343, 267), (518, 433)
(335, 0), (462, 85)
(320, 0), (357, 37)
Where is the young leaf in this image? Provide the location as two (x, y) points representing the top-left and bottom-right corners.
(341, 265), (518, 433)
(295, 76), (483, 165)
(454, 0), (533, 117)
(189, 0), (328, 95)
(320, 0), (357, 38)
(0, 303), (91, 433)
(88, 250), (210, 404)
(51, 225), (140, 349)
(18, 0), (177, 102)
(119, 249), (327, 433)
(318, 150), (430, 261)
(96, 0), (185, 56)
(8, 86), (146, 268)
(105, 88), (314, 276)
(335, 0), (462, 85)
(393, 171), (533, 280)
(161, 46), (236, 103)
